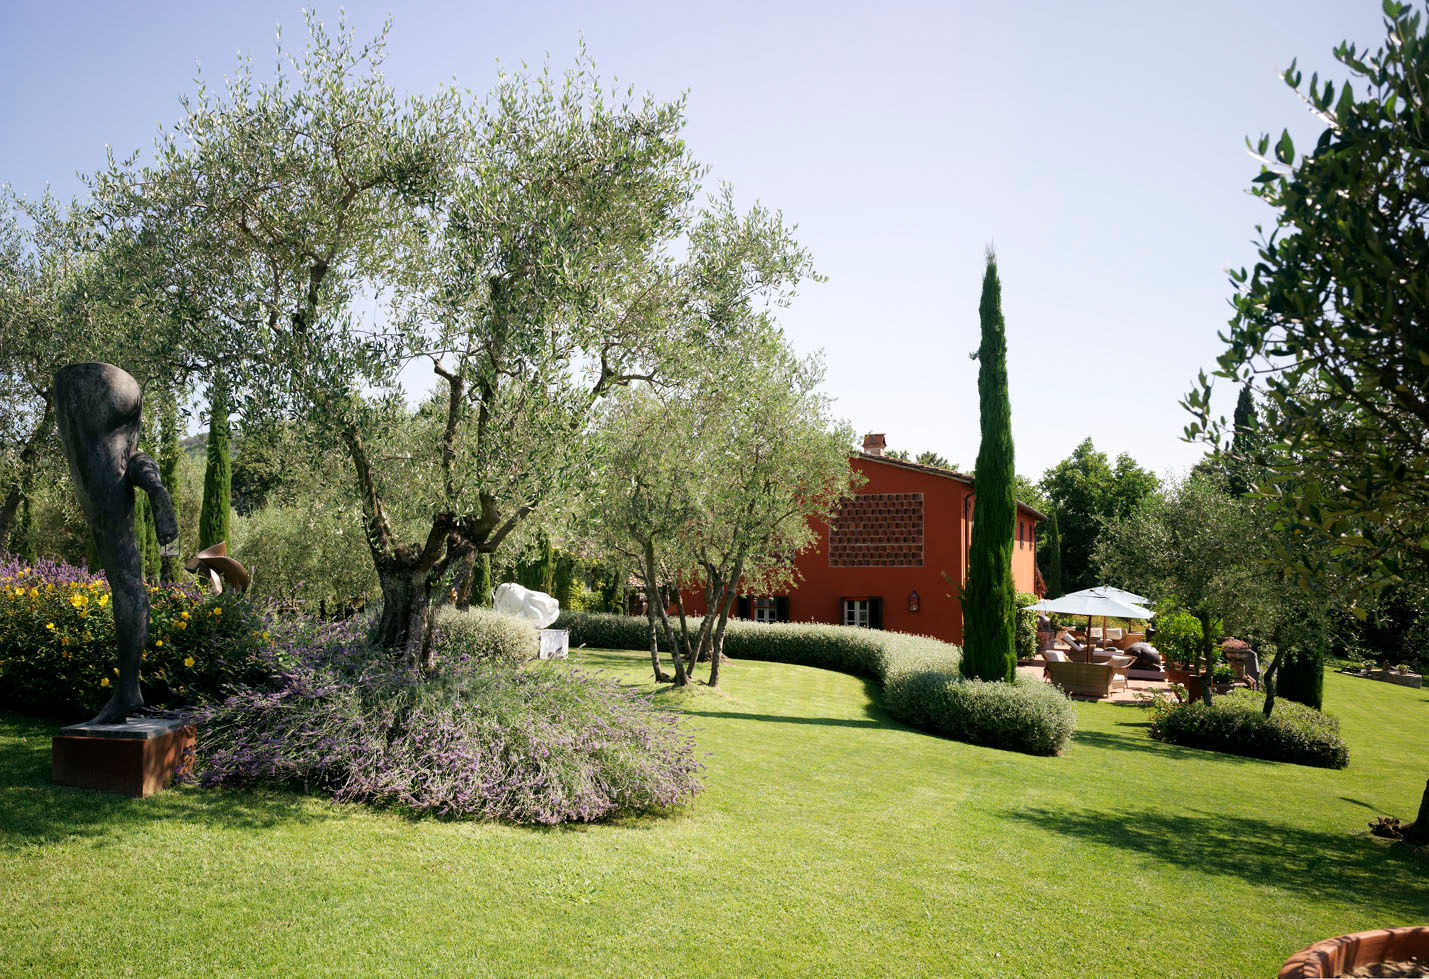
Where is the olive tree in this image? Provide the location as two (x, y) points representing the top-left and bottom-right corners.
(1096, 474), (1263, 705)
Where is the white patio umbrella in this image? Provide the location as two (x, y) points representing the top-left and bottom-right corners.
(1061, 585), (1152, 607)
(1023, 590), (1153, 662)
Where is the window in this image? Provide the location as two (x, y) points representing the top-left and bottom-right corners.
(843, 599), (869, 628)
(841, 597), (883, 629)
(1019, 519), (1024, 548)
(752, 596), (779, 624)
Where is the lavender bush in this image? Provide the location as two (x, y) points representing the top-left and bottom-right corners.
(191, 627), (704, 823)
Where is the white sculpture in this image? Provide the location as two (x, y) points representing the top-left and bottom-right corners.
(492, 582), (561, 629)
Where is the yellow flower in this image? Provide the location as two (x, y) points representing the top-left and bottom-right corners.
(46, 583), (54, 593)
(69, 593), (88, 608)
(174, 620), (187, 630)
(99, 594), (109, 608)
(183, 656), (195, 668)
(45, 622), (54, 631)
(101, 677), (110, 687)
(213, 607), (222, 616)
(113, 668), (119, 675)
(29, 588), (38, 598)
(154, 640), (163, 647)
(180, 611), (190, 621)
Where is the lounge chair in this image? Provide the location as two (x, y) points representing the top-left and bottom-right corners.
(1045, 660), (1115, 699)
(1102, 654), (1134, 690)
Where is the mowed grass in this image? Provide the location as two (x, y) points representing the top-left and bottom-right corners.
(1, 651), (1425, 978)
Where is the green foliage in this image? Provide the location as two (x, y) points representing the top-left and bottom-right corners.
(1186, 3), (1429, 587)
(134, 489), (160, 581)
(553, 552), (576, 609)
(962, 252), (1017, 682)
(7, 498), (36, 564)
(157, 385), (182, 581)
(1015, 591), (1038, 661)
(1038, 439), (1159, 593)
(471, 553), (493, 608)
(560, 610), (1071, 755)
(1156, 610), (1222, 668)
(432, 606), (538, 666)
(1043, 510), (1063, 597)
(1147, 689), (1347, 769)
(914, 450), (952, 469)
(199, 377), (231, 551)
(0, 562), (273, 718)
(882, 671), (1076, 756)
(555, 611), (959, 681)
(1277, 641), (1325, 711)
(229, 502), (379, 611)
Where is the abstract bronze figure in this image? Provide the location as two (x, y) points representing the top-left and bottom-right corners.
(54, 363), (179, 724)
(185, 541), (250, 594)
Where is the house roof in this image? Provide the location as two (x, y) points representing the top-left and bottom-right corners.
(853, 451), (1048, 522)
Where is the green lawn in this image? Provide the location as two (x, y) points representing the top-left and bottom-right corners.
(1, 651), (1425, 978)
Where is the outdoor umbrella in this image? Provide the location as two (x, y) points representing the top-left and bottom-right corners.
(1060, 585), (1151, 607)
(1023, 589), (1153, 661)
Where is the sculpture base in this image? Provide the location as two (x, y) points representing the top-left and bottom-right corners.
(52, 717), (195, 797)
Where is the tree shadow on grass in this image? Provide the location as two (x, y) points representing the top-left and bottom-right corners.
(1004, 805), (1429, 920)
(1070, 728), (1266, 765)
(0, 712), (345, 850)
(695, 710), (888, 729)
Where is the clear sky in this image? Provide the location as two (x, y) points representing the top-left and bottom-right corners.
(0, 1), (1388, 480)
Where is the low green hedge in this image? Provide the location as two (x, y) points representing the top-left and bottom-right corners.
(433, 606), (538, 665)
(1147, 689), (1348, 769)
(557, 611), (1076, 755)
(883, 669), (1075, 756)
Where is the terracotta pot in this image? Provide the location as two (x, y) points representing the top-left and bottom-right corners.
(1165, 666), (1203, 701)
(1280, 926), (1429, 977)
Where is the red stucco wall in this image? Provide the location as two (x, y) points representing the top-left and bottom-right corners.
(680, 454), (1043, 646)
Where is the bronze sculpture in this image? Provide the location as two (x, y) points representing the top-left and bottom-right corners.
(54, 363), (179, 725)
(185, 541), (250, 594)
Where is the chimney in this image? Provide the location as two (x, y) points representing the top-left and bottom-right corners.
(862, 433), (887, 457)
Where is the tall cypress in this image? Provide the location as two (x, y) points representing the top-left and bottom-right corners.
(472, 553), (493, 607)
(960, 250), (1018, 682)
(136, 413), (161, 580)
(554, 551), (576, 608)
(198, 374), (232, 551)
(1227, 384), (1260, 497)
(158, 385), (182, 581)
(1045, 510), (1063, 599)
(10, 496), (37, 563)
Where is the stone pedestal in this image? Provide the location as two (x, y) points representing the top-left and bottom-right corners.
(52, 717), (195, 797)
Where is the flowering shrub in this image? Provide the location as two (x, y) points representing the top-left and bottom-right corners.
(432, 606), (538, 665)
(0, 556), (274, 717)
(191, 628), (704, 823)
(1146, 688), (1348, 769)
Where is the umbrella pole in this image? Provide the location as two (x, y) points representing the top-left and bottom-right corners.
(1086, 615), (1093, 663)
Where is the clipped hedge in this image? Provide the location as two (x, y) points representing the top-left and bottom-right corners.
(1148, 689), (1348, 769)
(557, 611), (1076, 755)
(883, 669), (1075, 756)
(433, 606), (539, 665)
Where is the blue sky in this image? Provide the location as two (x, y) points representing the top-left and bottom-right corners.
(0, 1), (1389, 479)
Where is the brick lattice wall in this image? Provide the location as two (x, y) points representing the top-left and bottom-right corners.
(828, 492), (924, 567)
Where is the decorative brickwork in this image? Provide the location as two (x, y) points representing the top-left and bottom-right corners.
(829, 493), (924, 567)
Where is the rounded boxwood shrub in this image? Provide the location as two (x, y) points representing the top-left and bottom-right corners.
(558, 611), (1075, 755)
(192, 626), (704, 823)
(1147, 689), (1348, 769)
(433, 605), (538, 665)
(0, 556), (274, 718)
(883, 669), (1076, 756)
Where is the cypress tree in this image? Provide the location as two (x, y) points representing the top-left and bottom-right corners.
(473, 552), (493, 607)
(136, 414), (161, 581)
(537, 537), (556, 595)
(554, 551), (576, 608)
(1227, 384), (1260, 497)
(198, 374), (232, 551)
(10, 496), (37, 563)
(960, 249), (1018, 682)
(1045, 510), (1063, 598)
(158, 385), (182, 581)
(1277, 635), (1325, 711)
